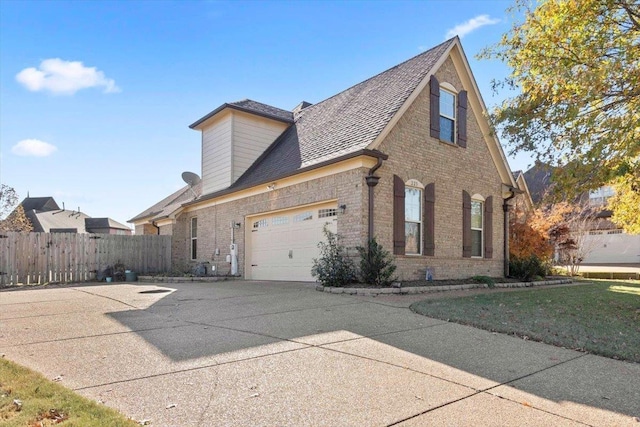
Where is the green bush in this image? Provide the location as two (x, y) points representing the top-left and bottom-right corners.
(471, 275), (495, 288)
(311, 225), (357, 287)
(509, 254), (550, 281)
(356, 237), (397, 287)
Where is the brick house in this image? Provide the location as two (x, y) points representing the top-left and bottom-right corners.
(130, 37), (521, 281)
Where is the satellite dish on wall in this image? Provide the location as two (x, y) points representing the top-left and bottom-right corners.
(181, 171), (201, 187)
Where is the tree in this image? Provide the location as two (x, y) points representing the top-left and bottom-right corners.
(544, 202), (602, 275)
(609, 170), (640, 234)
(480, 0), (640, 232)
(0, 184), (33, 232)
(509, 204), (553, 260)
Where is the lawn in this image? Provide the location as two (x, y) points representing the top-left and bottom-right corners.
(411, 279), (640, 363)
(0, 358), (139, 427)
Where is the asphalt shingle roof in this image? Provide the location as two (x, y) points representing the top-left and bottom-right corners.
(20, 197), (60, 212)
(134, 38), (457, 218)
(190, 99), (294, 129)
(129, 182), (202, 222)
(232, 38), (455, 189)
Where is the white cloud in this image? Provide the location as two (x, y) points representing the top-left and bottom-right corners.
(445, 15), (501, 39)
(16, 58), (120, 95)
(12, 139), (58, 157)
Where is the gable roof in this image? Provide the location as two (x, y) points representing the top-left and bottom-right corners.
(512, 170), (534, 211)
(136, 37), (517, 219)
(20, 197), (60, 212)
(523, 161), (555, 204)
(26, 209), (91, 233)
(190, 99), (294, 129)
(230, 39), (455, 190)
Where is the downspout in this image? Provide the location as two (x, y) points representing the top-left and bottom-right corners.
(503, 186), (520, 277)
(365, 156), (384, 242)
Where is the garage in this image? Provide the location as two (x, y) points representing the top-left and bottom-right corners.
(247, 202), (338, 281)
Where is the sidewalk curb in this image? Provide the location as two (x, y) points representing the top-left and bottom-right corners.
(315, 279), (574, 296)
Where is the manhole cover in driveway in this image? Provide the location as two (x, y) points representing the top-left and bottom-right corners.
(139, 289), (172, 294)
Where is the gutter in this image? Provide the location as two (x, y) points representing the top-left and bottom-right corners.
(182, 149), (389, 208)
(365, 156), (386, 242)
(503, 185), (523, 277)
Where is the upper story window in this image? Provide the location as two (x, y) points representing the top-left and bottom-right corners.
(190, 217), (198, 260)
(589, 186), (615, 207)
(430, 75), (467, 148)
(439, 89), (456, 143)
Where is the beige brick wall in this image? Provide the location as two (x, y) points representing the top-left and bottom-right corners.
(373, 57), (505, 280)
(172, 168), (368, 276)
(135, 223), (158, 235)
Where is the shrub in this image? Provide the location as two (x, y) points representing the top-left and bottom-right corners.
(311, 225), (357, 287)
(509, 254), (550, 281)
(356, 237), (397, 287)
(471, 275), (495, 288)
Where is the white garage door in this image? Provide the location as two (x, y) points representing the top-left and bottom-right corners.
(249, 203), (338, 281)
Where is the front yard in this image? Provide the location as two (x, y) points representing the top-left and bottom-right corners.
(411, 279), (640, 363)
(0, 358), (139, 427)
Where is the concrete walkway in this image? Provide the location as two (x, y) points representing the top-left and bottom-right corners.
(1, 281), (638, 426)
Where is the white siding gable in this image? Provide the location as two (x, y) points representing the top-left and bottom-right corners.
(232, 112), (289, 182)
(200, 109), (289, 196)
(201, 112), (233, 195)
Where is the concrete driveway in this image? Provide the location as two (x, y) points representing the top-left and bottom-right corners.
(1, 280), (638, 426)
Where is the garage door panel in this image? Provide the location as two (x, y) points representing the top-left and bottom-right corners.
(249, 204), (337, 281)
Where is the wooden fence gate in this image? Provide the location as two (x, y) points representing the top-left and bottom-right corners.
(0, 232), (171, 286)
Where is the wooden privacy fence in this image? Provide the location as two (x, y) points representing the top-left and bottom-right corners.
(0, 232), (171, 287)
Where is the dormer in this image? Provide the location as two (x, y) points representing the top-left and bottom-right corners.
(189, 100), (294, 195)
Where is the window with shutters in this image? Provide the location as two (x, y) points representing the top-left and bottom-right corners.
(190, 217), (198, 260)
(471, 200), (483, 257)
(439, 89), (456, 143)
(405, 186), (422, 255)
(430, 75), (467, 147)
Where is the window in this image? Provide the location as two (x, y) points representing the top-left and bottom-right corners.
(589, 186), (615, 207)
(272, 216), (289, 226)
(439, 89), (456, 143)
(405, 187), (422, 254)
(190, 217), (198, 260)
(253, 219), (268, 228)
(430, 75), (467, 147)
(471, 200), (483, 257)
(318, 208), (337, 218)
(293, 211), (313, 222)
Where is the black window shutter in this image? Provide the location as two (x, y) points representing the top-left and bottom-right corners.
(393, 175), (406, 255)
(457, 90), (467, 148)
(430, 75), (440, 139)
(462, 190), (471, 258)
(484, 196), (493, 258)
(423, 183), (435, 256)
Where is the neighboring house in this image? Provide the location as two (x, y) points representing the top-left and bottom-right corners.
(18, 196), (132, 235)
(521, 165), (639, 265)
(131, 37), (521, 281)
(511, 170), (534, 217)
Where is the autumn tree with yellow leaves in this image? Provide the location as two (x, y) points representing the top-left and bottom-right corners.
(481, 0), (639, 233)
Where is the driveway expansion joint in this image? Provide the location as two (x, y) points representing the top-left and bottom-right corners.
(384, 352), (592, 427)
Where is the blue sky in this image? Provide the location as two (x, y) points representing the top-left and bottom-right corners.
(0, 0), (530, 228)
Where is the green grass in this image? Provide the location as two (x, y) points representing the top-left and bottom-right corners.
(0, 358), (139, 427)
(411, 279), (640, 363)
